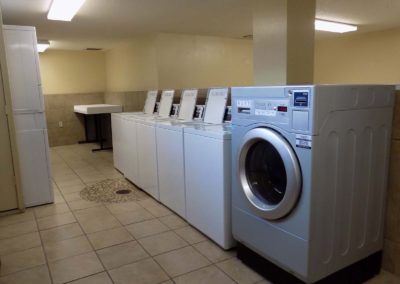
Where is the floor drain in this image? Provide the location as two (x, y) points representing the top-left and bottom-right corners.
(115, 189), (132, 195)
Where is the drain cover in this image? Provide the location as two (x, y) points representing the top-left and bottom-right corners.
(115, 189), (132, 195)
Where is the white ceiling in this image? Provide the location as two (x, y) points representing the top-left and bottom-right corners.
(1, 0), (400, 50)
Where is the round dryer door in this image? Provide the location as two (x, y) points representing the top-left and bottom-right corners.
(238, 127), (301, 220)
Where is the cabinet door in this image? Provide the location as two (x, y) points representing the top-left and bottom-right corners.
(3, 28), (43, 111)
(16, 128), (52, 207)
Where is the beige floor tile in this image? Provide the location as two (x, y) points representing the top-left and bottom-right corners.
(137, 198), (160, 208)
(138, 231), (188, 256)
(173, 265), (236, 284)
(40, 222), (84, 243)
(68, 199), (102, 211)
(97, 241), (149, 270)
(37, 212), (76, 230)
(44, 235), (93, 262)
(174, 226), (207, 244)
(48, 251), (104, 284)
(87, 227), (133, 250)
(154, 246), (210, 277)
(366, 270), (400, 284)
(106, 201), (142, 214)
(114, 208), (155, 225)
(125, 219), (170, 239)
(68, 272), (113, 284)
(216, 258), (263, 284)
(159, 215), (187, 230)
(159, 281), (174, 284)
(146, 204), (173, 218)
(56, 178), (84, 188)
(193, 240), (235, 263)
(0, 247), (46, 276)
(0, 265), (51, 284)
(0, 211), (35, 227)
(0, 232), (41, 256)
(59, 184), (86, 194)
(74, 207), (121, 234)
(0, 220), (37, 240)
(53, 194), (66, 204)
(62, 192), (82, 202)
(109, 258), (169, 284)
(34, 203), (70, 218)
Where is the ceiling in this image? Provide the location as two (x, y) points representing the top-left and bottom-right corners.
(1, 0), (400, 50)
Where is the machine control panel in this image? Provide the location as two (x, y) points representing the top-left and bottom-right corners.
(293, 90), (309, 107)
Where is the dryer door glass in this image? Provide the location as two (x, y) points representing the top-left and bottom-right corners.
(245, 140), (286, 205)
(238, 127), (301, 220)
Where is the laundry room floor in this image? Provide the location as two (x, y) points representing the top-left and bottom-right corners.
(0, 144), (399, 284)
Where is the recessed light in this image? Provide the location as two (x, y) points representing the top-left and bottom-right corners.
(47, 0), (86, 21)
(37, 40), (50, 53)
(315, 19), (358, 33)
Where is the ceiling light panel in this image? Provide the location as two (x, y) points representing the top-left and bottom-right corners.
(37, 41), (50, 53)
(47, 0), (86, 21)
(315, 19), (358, 33)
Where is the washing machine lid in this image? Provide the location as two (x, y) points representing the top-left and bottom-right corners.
(238, 127), (301, 220)
(143, 90), (158, 114)
(178, 89), (198, 121)
(184, 124), (232, 140)
(203, 88), (229, 124)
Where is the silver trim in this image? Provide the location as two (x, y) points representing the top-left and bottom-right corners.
(238, 127), (302, 220)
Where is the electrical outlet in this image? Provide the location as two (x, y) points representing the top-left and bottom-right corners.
(58, 121), (63, 127)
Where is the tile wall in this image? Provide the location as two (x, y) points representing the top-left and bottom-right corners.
(383, 90), (400, 275)
(44, 93), (104, 147)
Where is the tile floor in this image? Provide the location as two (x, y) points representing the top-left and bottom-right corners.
(0, 143), (399, 284)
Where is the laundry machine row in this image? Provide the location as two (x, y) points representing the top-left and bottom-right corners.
(231, 85), (395, 283)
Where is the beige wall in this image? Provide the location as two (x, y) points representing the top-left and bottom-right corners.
(314, 28), (400, 84)
(155, 33), (253, 89)
(105, 36), (158, 92)
(39, 50), (107, 95)
(105, 33), (253, 92)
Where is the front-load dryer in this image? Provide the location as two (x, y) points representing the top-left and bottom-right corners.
(231, 85), (395, 283)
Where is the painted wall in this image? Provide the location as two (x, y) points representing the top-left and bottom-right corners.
(105, 33), (253, 92)
(314, 28), (400, 84)
(155, 33), (253, 89)
(105, 36), (158, 92)
(39, 50), (106, 95)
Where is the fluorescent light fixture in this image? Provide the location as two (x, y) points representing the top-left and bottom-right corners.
(315, 19), (357, 33)
(37, 41), (50, 53)
(47, 0), (86, 21)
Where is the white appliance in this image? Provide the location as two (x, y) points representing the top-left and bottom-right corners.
(111, 90), (158, 174)
(135, 90), (175, 200)
(3, 25), (53, 207)
(231, 85), (394, 283)
(184, 124), (235, 249)
(156, 88), (229, 222)
(155, 89), (198, 217)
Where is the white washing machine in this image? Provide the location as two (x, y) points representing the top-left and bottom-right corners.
(155, 89), (199, 217)
(135, 90), (175, 200)
(156, 88), (229, 217)
(184, 123), (235, 249)
(111, 90), (158, 174)
(231, 85), (395, 283)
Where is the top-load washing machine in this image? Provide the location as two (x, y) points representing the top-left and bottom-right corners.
(231, 85), (395, 283)
(111, 90), (158, 175)
(134, 90), (175, 200)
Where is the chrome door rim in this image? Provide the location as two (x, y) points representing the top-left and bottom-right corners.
(238, 127), (302, 220)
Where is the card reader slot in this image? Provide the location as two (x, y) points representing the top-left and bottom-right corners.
(238, 107), (251, 114)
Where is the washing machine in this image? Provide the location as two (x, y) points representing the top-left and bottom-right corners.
(184, 123), (235, 249)
(155, 89), (199, 217)
(135, 90), (175, 200)
(231, 85), (395, 283)
(111, 90), (158, 174)
(156, 88), (229, 215)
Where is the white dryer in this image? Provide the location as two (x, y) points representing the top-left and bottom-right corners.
(135, 90), (175, 200)
(184, 124), (235, 249)
(231, 85), (395, 283)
